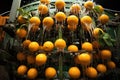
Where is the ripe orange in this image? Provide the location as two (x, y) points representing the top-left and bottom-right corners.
(84, 1), (94, 10)
(70, 3), (81, 14)
(16, 28), (27, 38)
(78, 53), (91, 66)
(54, 38), (66, 49)
(17, 65), (27, 75)
(81, 16), (92, 24)
(22, 39), (31, 48)
(96, 64), (107, 73)
(100, 49), (112, 59)
(43, 17), (54, 30)
(55, 0), (65, 10)
(67, 15), (79, 26)
(17, 52), (26, 61)
(98, 5), (104, 12)
(68, 67), (81, 79)
(27, 68), (38, 79)
(82, 42), (93, 51)
(27, 55), (35, 64)
(67, 45), (78, 52)
(85, 67), (97, 78)
(92, 28), (104, 38)
(92, 40), (100, 48)
(35, 53), (47, 66)
(40, 0), (50, 5)
(98, 14), (109, 24)
(31, 25), (39, 33)
(38, 4), (48, 15)
(67, 25), (77, 31)
(17, 15), (26, 24)
(45, 67), (57, 79)
(55, 12), (66, 22)
(107, 61), (116, 69)
(43, 41), (54, 51)
(29, 16), (41, 26)
(28, 41), (39, 52)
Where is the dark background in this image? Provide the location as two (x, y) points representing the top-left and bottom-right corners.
(0, 0), (120, 14)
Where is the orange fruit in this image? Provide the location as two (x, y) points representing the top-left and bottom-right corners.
(38, 4), (48, 15)
(67, 45), (78, 52)
(16, 28), (27, 38)
(43, 41), (54, 51)
(68, 67), (81, 79)
(27, 55), (35, 64)
(40, 0), (50, 5)
(55, 0), (65, 10)
(17, 52), (26, 61)
(45, 67), (57, 79)
(107, 61), (116, 69)
(82, 42), (93, 51)
(54, 38), (66, 49)
(43, 17), (54, 30)
(67, 15), (79, 26)
(100, 49), (112, 59)
(31, 25), (39, 33)
(28, 41), (39, 52)
(17, 65), (27, 75)
(85, 67), (97, 78)
(98, 14), (109, 24)
(74, 55), (81, 64)
(35, 53), (47, 66)
(70, 3), (81, 14)
(98, 5), (104, 12)
(17, 15), (27, 24)
(27, 68), (38, 79)
(78, 53), (91, 66)
(84, 1), (94, 10)
(29, 16), (41, 26)
(96, 64), (107, 73)
(22, 39), (31, 48)
(81, 16), (92, 24)
(92, 28), (104, 38)
(67, 25), (77, 31)
(55, 12), (66, 22)
(92, 40), (100, 48)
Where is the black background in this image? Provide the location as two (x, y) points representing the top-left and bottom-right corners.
(0, 0), (120, 14)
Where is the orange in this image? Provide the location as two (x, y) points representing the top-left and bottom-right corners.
(68, 67), (81, 79)
(17, 15), (27, 24)
(54, 38), (66, 49)
(38, 4), (48, 15)
(27, 55), (35, 64)
(45, 67), (57, 79)
(17, 65), (27, 75)
(78, 53), (91, 66)
(28, 41), (39, 52)
(55, 12), (66, 22)
(96, 64), (107, 73)
(16, 28), (27, 38)
(92, 28), (104, 38)
(67, 45), (78, 52)
(98, 5), (104, 13)
(67, 15), (79, 26)
(43, 41), (54, 51)
(70, 3), (81, 14)
(107, 61), (116, 69)
(84, 1), (94, 10)
(81, 16), (92, 24)
(17, 52), (26, 61)
(22, 39), (31, 48)
(27, 68), (38, 79)
(82, 42), (93, 51)
(40, 0), (50, 5)
(92, 40), (100, 48)
(85, 67), (97, 78)
(100, 49), (112, 59)
(67, 25), (77, 31)
(29, 16), (41, 26)
(98, 14), (109, 24)
(35, 53), (47, 66)
(43, 17), (54, 30)
(74, 55), (80, 64)
(55, 0), (65, 10)
(31, 25), (39, 33)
